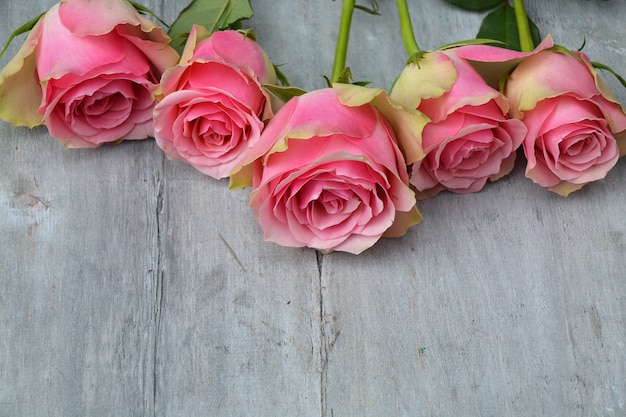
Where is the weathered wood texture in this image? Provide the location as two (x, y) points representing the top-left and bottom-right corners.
(1, 0), (625, 416)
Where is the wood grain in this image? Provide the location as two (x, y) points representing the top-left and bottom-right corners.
(1, 0), (625, 416)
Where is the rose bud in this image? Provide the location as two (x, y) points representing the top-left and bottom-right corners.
(505, 48), (626, 196)
(153, 26), (276, 179)
(242, 87), (421, 254)
(390, 50), (527, 199)
(0, 0), (179, 147)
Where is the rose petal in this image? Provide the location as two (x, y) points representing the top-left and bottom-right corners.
(192, 30), (276, 84)
(0, 15), (45, 127)
(390, 52), (457, 110)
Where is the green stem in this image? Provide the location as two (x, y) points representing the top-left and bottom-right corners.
(396, 0), (420, 57)
(331, 0), (356, 83)
(513, 0), (533, 52)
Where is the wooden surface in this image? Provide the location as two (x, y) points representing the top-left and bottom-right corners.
(1, 0), (625, 416)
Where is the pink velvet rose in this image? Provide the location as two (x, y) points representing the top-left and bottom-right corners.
(390, 50), (527, 199)
(0, 0), (179, 148)
(153, 26), (276, 179)
(505, 49), (626, 196)
(241, 87), (421, 254)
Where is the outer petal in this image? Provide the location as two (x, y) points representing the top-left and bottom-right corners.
(178, 24), (211, 67)
(584, 58), (626, 134)
(231, 88), (381, 188)
(418, 51), (508, 122)
(453, 36), (554, 63)
(390, 52), (457, 110)
(546, 181), (586, 197)
(59, 0), (148, 35)
(506, 50), (602, 117)
(453, 36), (554, 88)
(617, 130), (626, 157)
(230, 95), (298, 189)
(36, 7), (125, 80)
(334, 82), (427, 164)
(192, 30), (276, 85)
(113, 23), (179, 75)
(58, 0), (178, 73)
(383, 206), (422, 238)
(0, 16), (45, 127)
(153, 25), (207, 99)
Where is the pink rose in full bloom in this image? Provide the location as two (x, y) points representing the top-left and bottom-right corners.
(390, 50), (527, 199)
(505, 48), (626, 196)
(153, 26), (276, 179)
(240, 87), (421, 254)
(0, 0), (179, 148)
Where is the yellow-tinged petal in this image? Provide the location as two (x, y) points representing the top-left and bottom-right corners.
(333, 82), (381, 106)
(507, 50), (601, 116)
(389, 52), (457, 110)
(382, 206), (423, 238)
(594, 75), (626, 115)
(585, 60), (626, 134)
(0, 18), (45, 127)
(548, 181), (586, 197)
(616, 131), (626, 157)
(180, 24), (211, 65)
(228, 163), (254, 189)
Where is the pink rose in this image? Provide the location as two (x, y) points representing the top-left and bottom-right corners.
(390, 50), (527, 199)
(0, 0), (179, 148)
(505, 49), (626, 196)
(153, 26), (276, 179)
(244, 87), (421, 254)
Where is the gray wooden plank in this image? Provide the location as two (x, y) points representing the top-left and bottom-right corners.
(152, 163), (322, 416)
(0, 131), (163, 416)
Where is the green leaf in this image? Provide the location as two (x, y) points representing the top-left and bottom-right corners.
(445, 0), (505, 12)
(476, 4), (541, 51)
(332, 67), (372, 86)
(322, 68), (371, 88)
(0, 12), (44, 60)
(437, 38), (506, 50)
(335, 67), (354, 85)
(168, 0), (254, 53)
(128, 1), (169, 28)
(263, 84), (307, 104)
(548, 44), (578, 56)
(272, 64), (290, 87)
(592, 61), (626, 90)
(355, 0), (380, 15)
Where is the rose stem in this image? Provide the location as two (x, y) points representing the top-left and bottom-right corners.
(396, 0), (420, 58)
(513, 0), (534, 52)
(331, 0), (356, 83)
